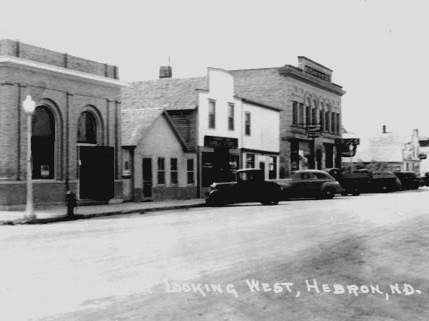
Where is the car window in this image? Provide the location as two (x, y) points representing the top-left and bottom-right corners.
(315, 172), (330, 179)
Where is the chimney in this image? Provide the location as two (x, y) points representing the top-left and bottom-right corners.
(159, 66), (172, 79)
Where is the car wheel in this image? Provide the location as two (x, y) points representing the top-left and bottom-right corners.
(322, 187), (335, 199)
(351, 187), (360, 196)
(206, 193), (224, 207)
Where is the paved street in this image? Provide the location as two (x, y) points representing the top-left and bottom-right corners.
(1, 189), (428, 321)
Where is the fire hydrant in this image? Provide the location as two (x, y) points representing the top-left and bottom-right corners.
(65, 190), (77, 217)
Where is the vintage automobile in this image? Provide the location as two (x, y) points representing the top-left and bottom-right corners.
(369, 170), (401, 192)
(423, 172), (429, 186)
(276, 170), (343, 199)
(205, 169), (282, 206)
(325, 168), (370, 196)
(326, 168), (401, 194)
(393, 171), (420, 190)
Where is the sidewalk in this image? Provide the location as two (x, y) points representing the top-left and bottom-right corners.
(0, 198), (206, 225)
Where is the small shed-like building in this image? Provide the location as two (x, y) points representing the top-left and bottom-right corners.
(121, 108), (197, 201)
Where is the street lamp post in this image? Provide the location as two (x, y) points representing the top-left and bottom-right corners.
(22, 95), (37, 219)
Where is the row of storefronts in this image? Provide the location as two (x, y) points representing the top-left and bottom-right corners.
(0, 40), (346, 207)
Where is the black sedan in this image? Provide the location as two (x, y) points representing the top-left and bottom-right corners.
(276, 170), (343, 199)
(393, 171), (420, 190)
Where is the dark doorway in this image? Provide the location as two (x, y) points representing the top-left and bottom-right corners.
(79, 146), (114, 200)
(325, 144), (334, 168)
(290, 140), (299, 171)
(142, 158), (153, 198)
(259, 161), (265, 175)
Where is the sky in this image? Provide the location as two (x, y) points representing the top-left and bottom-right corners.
(1, 0), (428, 140)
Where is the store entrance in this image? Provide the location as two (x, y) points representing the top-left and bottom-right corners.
(79, 146), (114, 200)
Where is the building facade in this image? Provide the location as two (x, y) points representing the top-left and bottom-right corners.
(241, 99), (280, 180)
(231, 56), (345, 177)
(121, 108), (197, 201)
(122, 67), (280, 198)
(0, 40), (124, 208)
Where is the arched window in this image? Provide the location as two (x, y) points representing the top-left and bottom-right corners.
(77, 111), (97, 144)
(32, 106), (55, 179)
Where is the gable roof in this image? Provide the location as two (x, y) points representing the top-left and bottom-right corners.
(122, 77), (207, 111)
(122, 108), (164, 146)
(121, 107), (188, 150)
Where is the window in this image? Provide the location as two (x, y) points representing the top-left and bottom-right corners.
(77, 111), (97, 144)
(292, 102), (298, 125)
(32, 106), (55, 179)
(246, 153), (255, 168)
(187, 159), (194, 184)
(122, 150), (131, 177)
(336, 113), (340, 134)
(311, 108), (317, 125)
(305, 106), (311, 125)
(325, 111), (330, 132)
(269, 156), (277, 179)
(331, 113), (336, 133)
(208, 99), (216, 129)
(157, 157), (165, 185)
(319, 109), (324, 130)
(299, 103), (304, 126)
(228, 103), (234, 130)
(170, 158), (178, 185)
(245, 112), (251, 136)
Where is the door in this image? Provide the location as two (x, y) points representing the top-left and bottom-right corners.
(142, 158), (153, 198)
(79, 146), (114, 200)
(259, 161), (266, 179)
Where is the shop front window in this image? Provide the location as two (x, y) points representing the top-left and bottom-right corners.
(246, 153), (255, 168)
(32, 106), (55, 179)
(269, 156), (277, 179)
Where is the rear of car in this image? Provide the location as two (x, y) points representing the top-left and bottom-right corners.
(394, 171), (420, 190)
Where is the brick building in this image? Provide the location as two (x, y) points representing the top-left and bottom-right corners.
(0, 40), (124, 208)
(230, 56), (346, 177)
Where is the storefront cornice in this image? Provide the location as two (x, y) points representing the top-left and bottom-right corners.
(0, 56), (129, 88)
(279, 66), (346, 96)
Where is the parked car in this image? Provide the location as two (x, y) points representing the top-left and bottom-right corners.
(371, 171), (402, 192)
(205, 169), (282, 206)
(393, 171), (420, 190)
(423, 172), (429, 186)
(277, 170), (343, 199)
(326, 168), (401, 194)
(325, 168), (370, 196)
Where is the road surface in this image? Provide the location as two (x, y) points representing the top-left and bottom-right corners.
(1, 189), (428, 320)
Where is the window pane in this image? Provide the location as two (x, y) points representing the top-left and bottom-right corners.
(187, 159), (194, 184)
(292, 102), (298, 125)
(246, 153), (255, 168)
(208, 100), (216, 129)
(170, 158), (178, 185)
(228, 103), (234, 130)
(157, 157), (165, 184)
(77, 111), (97, 144)
(245, 112), (251, 135)
(32, 107), (55, 179)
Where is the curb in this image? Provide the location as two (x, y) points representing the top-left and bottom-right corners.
(0, 202), (206, 226)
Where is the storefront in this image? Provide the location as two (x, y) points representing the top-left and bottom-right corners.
(200, 135), (240, 187)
